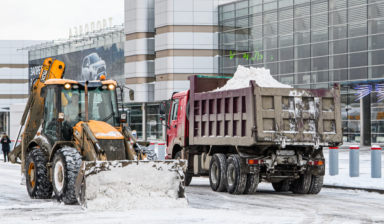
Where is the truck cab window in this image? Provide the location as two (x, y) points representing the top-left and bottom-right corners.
(43, 88), (57, 144)
(170, 99), (179, 122)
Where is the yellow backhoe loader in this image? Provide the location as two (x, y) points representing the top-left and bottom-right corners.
(9, 58), (186, 207)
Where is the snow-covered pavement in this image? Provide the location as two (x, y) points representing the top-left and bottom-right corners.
(1, 162), (384, 223)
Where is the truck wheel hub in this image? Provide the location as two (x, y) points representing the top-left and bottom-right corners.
(227, 164), (235, 187)
(210, 162), (219, 184)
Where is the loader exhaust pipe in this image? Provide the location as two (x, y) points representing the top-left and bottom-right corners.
(85, 81), (89, 122)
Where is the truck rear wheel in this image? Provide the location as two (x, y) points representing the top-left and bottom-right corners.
(209, 154), (227, 192)
(243, 173), (259, 194)
(291, 174), (311, 194)
(272, 180), (291, 192)
(175, 151), (193, 186)
(226, 155), (247, 194)
(307, 175), (324, 195)
(52, 147), (82, 204)
(25, 149), (53, 199)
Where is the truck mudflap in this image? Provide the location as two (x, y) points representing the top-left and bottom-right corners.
(75, 160), (187, 208)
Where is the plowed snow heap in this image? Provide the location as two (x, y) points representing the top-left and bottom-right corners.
(215, 65), (292, 91)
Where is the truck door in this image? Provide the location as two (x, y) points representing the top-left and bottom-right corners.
(167, 98), (179, 156)
(42, 87), (58, 145)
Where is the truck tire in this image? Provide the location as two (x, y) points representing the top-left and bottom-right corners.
(226, 155), (247, 194)
(175, 151), (193, 186)
(25, 149), (53, 199)
(307, 175), (324, 195)
(243, 173), (259, 194)
(52, 147), (82, 204)
(209, 154), (227, 192)
(272, 180), (291, 192)
(291, 174), (311, 194)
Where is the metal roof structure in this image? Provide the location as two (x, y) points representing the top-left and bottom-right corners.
(19, 24), (124, 51)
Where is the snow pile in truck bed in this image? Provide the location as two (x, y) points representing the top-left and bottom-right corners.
(84, 162), (188, 211)
(214, 65), (292, 91)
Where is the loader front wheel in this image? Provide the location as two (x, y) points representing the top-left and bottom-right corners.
(175, 151), (193, 186)
(226, 155), (247, 195)
(52, 147), (82, 204)
(25, 149), (53, 199)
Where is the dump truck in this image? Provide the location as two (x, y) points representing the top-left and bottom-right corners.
(9, 58), (186, 207)
(160, 75), (342, 195)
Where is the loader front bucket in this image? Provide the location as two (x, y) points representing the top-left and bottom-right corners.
(75, 160), (187, 209)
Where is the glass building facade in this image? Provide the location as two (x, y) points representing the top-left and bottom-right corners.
(218, 0), (384, 143)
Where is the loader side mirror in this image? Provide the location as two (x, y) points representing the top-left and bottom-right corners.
(129, 90), (134, 101)
(160, 101), (166, 115)
(120, 113), (127, 123)
(58, 112), (65, 122)
(40, 87), (47, 98)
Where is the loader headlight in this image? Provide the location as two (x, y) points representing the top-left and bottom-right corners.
(64, 83), (71, 90)
(108, 84), (115, 90)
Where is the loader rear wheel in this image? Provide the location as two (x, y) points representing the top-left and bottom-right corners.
(25, 149), (53, 199)
(175, 151), (192, 186)
(272, 180), (291, 192)
(291, 174), (311, 194)
(226, 155), (247, 194)
(52, 147), (82, 204)
(243, 173), (259, 194)
(307, 175), (324, 195)
(209, 154), (227, 192)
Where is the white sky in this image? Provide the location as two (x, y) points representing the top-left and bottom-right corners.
(0, 0), (124, 41)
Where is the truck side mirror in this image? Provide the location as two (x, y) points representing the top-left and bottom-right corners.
(129, 90), (134, 101)
(160, 101), (166, 115)
(120, 113), (127, 123)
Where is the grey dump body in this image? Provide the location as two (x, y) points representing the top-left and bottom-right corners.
(188, 75), (342, 148)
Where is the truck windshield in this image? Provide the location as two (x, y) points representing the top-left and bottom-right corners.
(89, 54), (100, 64)
(61, 86), (119, 127)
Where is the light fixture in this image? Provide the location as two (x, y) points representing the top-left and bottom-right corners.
(64, 83), (71, 90)
(73, 85), (79, 89)
(108, 84), (115, 90)
(354, 85), (372, 101)
(102, 85), (107, 90)
(376, 84), (384, 102)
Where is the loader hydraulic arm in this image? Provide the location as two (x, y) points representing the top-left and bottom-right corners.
(9, 58), (65, 169)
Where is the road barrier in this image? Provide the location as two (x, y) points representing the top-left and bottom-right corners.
(349, 145), (359, 177)
(371, 145), (381, 178)
(158, 143), (166, 160)
(329, 147), (339, 176)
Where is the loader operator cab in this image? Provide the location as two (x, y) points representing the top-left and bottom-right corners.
(42, 80), (120, 145)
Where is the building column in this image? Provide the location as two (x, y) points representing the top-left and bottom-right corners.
(360, 96), (371, 146)
(142, 102), (147, 141)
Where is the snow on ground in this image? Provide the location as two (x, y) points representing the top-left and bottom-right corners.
(214, 65), (292, 91)
(1, 162), (384, 223)
(324, 148), (384, 190)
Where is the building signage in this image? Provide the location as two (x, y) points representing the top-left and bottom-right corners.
(69, 17), (113, 38)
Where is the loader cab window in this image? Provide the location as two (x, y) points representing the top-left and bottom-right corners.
(169, 99), (179, 123)
(83, 58), (89, 68)
(43, 88), (58, 144)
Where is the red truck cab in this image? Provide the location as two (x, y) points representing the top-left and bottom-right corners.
(163, 91), (189, 159)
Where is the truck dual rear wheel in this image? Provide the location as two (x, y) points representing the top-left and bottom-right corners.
(272, 180), (291, 192)
(307, 175), (324, 195)
(52, 147), (82, 204)
(175, 151), (192, 186)
(243, 173), (259, 194)
(209, 154), (227, 192)
(291, 174), (312, 194)
(25, 149), (53, 199)
(226, 155), (247, 194)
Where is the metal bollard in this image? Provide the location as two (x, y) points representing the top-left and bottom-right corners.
(349, 145), (359, 177)
(329, 147), (339, 176)
(149, 142), (155, 151)
(158, 143), (166, 160)
(371, 145), (382, 178)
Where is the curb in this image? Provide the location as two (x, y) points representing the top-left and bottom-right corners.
(323, 185), (384, 194)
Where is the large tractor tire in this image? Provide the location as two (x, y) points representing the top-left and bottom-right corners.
(25, 149), (53, 199)
(175, 151), (192, 186)
(209, 154), (227, 192)
(226, 155), (247, 195)
(243, 173), (259, 194)
(307, 175), (324, 195)
(272, 180), (291, 192)
(291, 174), (312, 194)
(52, 147), (82, 204)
